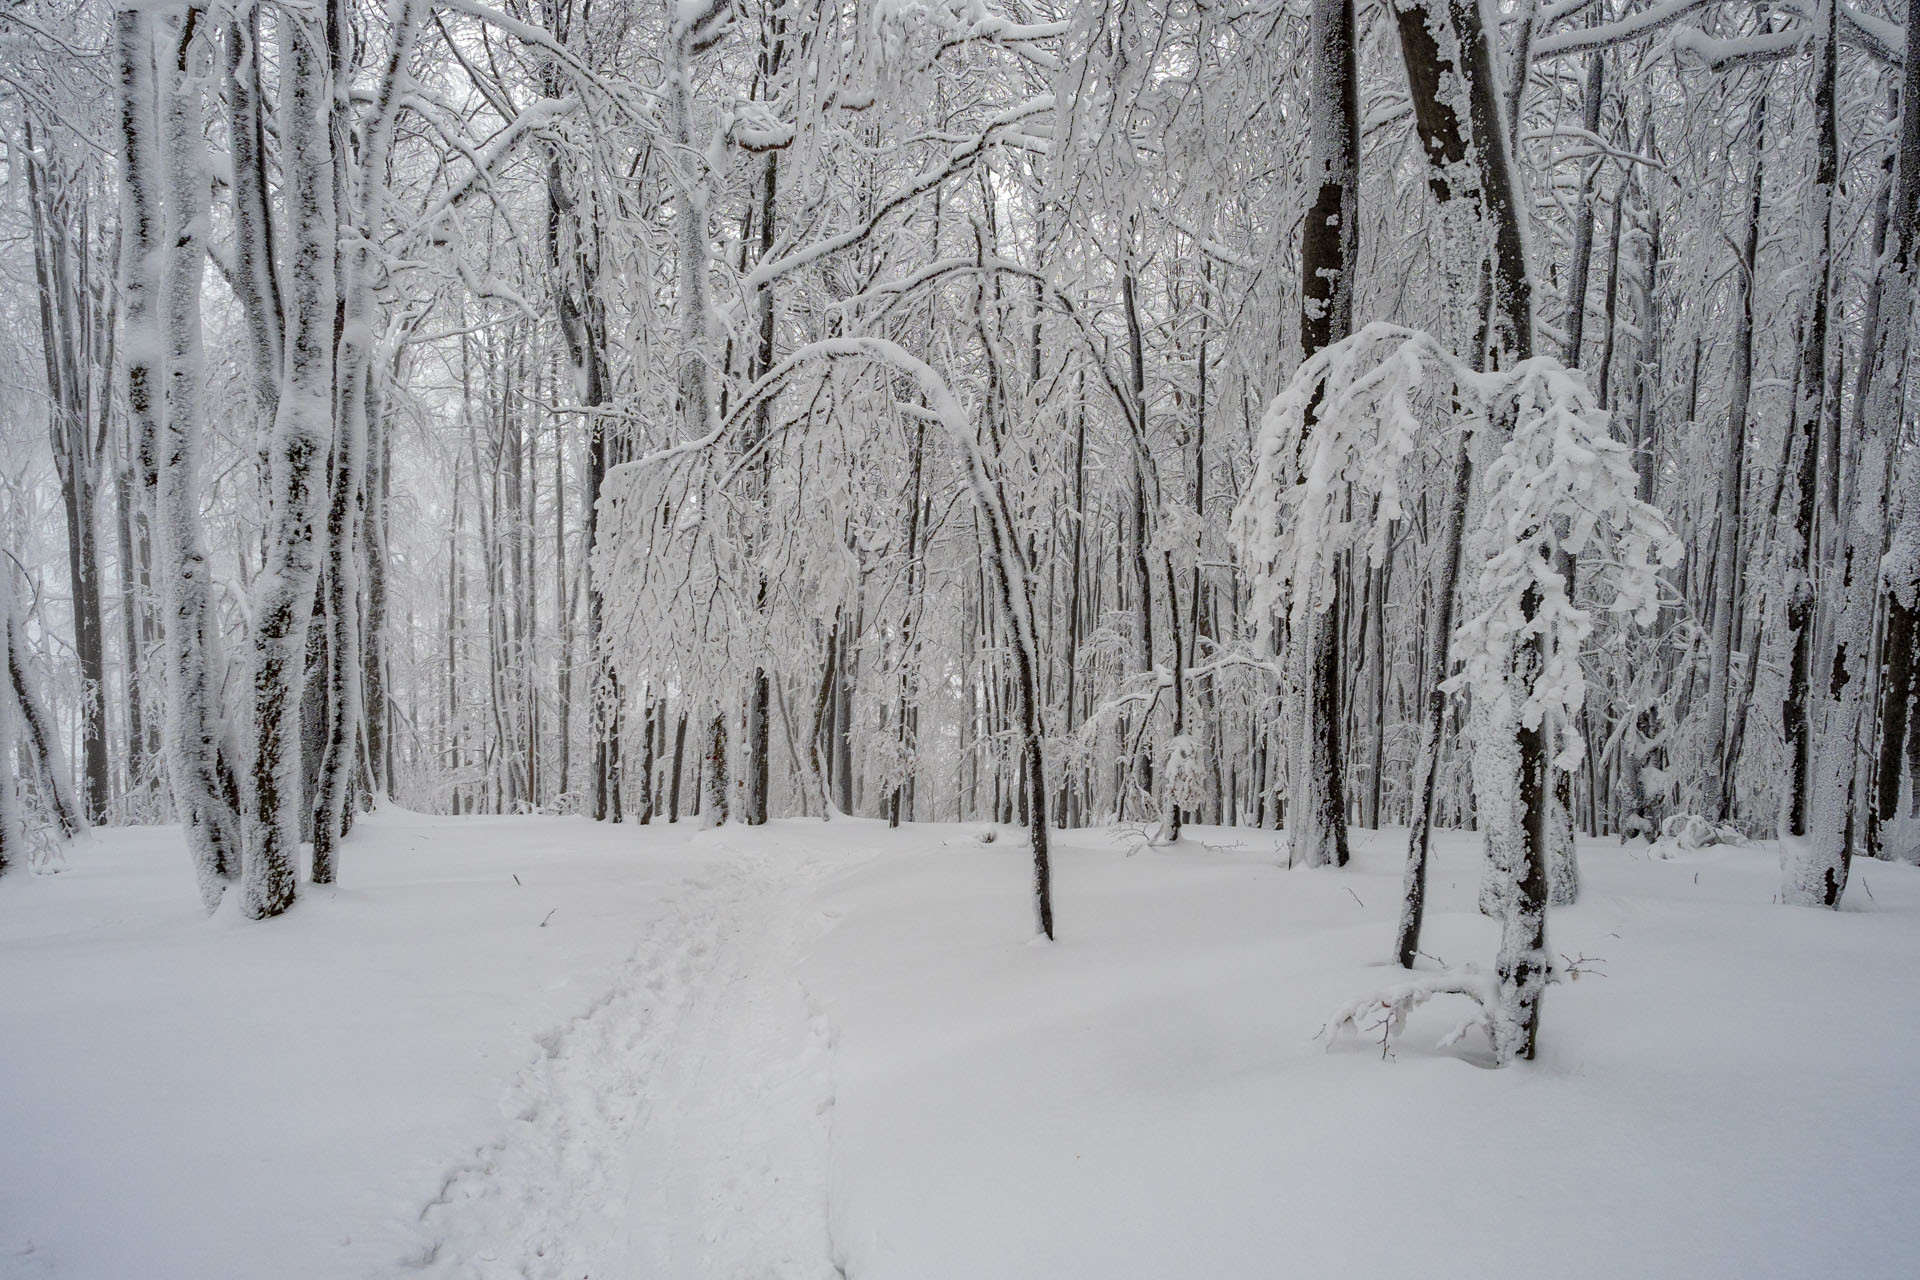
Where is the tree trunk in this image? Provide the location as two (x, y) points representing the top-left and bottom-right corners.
(1396, 443), (1472, 968)
(1784, 2), (1841, 838)
(1288, 0), (1360, 870)
(1704, 92), (1766, 822)
(1793, 0), (1920, 907)
(244, 2), (339, 918)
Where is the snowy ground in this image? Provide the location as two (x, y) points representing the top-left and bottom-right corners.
(3, 809), (1917, 1279)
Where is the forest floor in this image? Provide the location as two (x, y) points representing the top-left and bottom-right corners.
(3, 808), (1918, 1279)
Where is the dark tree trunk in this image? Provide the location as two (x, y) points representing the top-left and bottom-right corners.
(1784, 2), (1840, 838)
(669, 709), (687, 821)
(1397, 445), (1472, 968)
(1289, 0), (1361, 869)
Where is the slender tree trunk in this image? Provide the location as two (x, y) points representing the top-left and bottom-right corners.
(5, 575), (85, 840)
(1705, 93), (1767, 822)
(1794, 0), (1920, 907)
(1393, 0), (1546, 1056)
(1396, 444), (1472, 968)
(245, 2), (339, 918)
(1288, 0), (1360, 870)
(223, 0), (281, 417)
(1784, 2), (1840, 838)
(703, 706), (729, 827)
(140, 8), (243, 907)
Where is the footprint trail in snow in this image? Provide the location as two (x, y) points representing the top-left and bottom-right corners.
(408, 832), (859, 1279)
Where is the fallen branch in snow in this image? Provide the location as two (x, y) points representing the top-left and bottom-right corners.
(1322, 954), (1603, 1064)
(1649, 813), (1750, 859)
(1321, 972), (1494, 1061)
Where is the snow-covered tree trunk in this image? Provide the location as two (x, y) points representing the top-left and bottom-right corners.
(1118, 263), (1158, 821)
(223, 0), (281, 418)
(312, 0), (421, 882)
(1703, 92), (1766, 821)
(364, 344), (400, 801)
(244, 3), (339, 918)
(1792, 0), (1920, 907)
(0, 655), (20, 876)
(22, 123), (111, 826)
(1396, 441), (1471, 968)
(891, 430), (926, 829)
(1783, 1), (1841, 839)
(743, 76), (782, 828)
(117, 4), (236, 908)
(157, 8), (244, 877)
(809, 616), (838, 820)
(4, 566), (85, 843)
(1286, 0), (1361, 870)
(702, 706), (729, 828)
(1393, 0), (1551, 1050)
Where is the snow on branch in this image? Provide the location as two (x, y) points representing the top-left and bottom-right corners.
(1672, 24), (1812, 71)
(1232, 323), (1677, 771)
(1843, 4), (1906, 63)
(1324, 954), (1605, 1063)
(1449, 360), (1679, 768)
(435, 0), (664, 116)
(1532, 0), (1723, 58)
(1534, 0), (1902, 64)
(1230, 323), (1459, 646)
(738, 95), (1054, 298)
(1322, 972), (1494, 1059)
(874, 0), (1069, 71)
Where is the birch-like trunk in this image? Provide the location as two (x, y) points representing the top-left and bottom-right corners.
(312, 0), (421, 880)
(223, 0), (281, 417)
(244, 3), (339, 918)
(5, 568), (85, 842)
(129, 7), (242, 908)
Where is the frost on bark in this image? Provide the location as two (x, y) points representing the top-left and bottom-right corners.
(22, 120), (110, 825)
(1284, 0), (1361, 870)
(1792, 0), (1920, 907)
(312, 0), (422, 883)
(701, 707), (730, 828)
(1702, 93), (1767, 821)
(118, 3), (237, 909)
(160, 10), (241, 877)
(1454, 365), (1675, 1061)
(0, 666), (20, 877)
(1396, 441), (1470, 968)
(4, 564), (86, 850)
(245, 3), (339, 919)
(1389, 0), (1545, 954)
(1784, 0), (1841, 838)
(223, 0), (282, 418)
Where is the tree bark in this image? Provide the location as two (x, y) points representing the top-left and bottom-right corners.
(1793, 0), (1920, 907)
(245, 2), (339, 918)
(1288, 0), (1361, 870)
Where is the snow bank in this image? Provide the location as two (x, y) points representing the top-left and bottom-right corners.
(5, 814), (1918, 1278)
(804, 825), (1920, 1279)
(0, 809), (718, 1278)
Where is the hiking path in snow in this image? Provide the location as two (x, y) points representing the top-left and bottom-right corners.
(409, 824), (863, 1280)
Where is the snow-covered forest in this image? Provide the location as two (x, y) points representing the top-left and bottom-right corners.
(4, 0), (1920, 1275)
